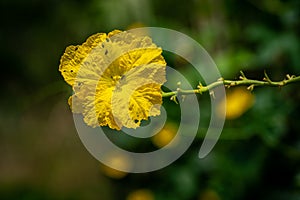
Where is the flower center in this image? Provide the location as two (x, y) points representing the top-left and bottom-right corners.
(112, 75), (122, 82)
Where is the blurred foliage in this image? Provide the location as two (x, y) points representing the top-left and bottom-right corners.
(1, 0), (300, 200)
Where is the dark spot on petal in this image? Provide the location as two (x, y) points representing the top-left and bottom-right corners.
(74, 46), (78, 50)
(134, 119), (139, 123)
(70, 70), (73, 73)
(121, 75), (125, 80)
(105, 50), (108, 55)
(101, 43), (105, 48)
(106, 38), (110, 42)
(63, 70), (66, 72)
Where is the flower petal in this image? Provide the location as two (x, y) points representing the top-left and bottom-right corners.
(60, 30), (167, 130)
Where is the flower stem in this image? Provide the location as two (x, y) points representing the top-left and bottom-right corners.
(162, 72), (300, 98)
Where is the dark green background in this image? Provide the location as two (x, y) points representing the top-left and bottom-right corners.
(1, 0), (300, 199)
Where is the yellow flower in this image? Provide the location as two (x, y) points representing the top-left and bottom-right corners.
(59, 30), (166, 130)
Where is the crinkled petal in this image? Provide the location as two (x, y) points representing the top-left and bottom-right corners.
(110, 63), (166, 129)
(60, 30), (167, 130)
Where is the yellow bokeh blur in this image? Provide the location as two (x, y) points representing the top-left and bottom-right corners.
(127, 22), (146, 30)
(126, 22), (149, 38)
(100, 164), (128, 179)
(218, 87), (255, 120)
(100, 153), (131, 179)
(127, 189), (154, 200)
(199, 189), (220, 200)
(152, 123), (177, 148)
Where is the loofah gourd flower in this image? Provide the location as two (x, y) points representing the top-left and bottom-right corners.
(59, 30), (166, 130)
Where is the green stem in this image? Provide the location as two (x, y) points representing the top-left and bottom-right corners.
(162, 72), (300, 98)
